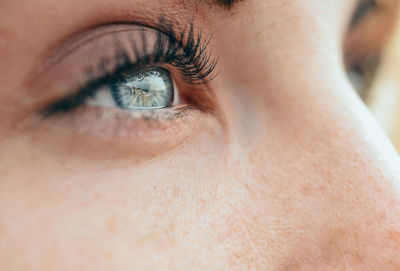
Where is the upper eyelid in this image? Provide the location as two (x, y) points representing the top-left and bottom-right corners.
(29, 19), (217, 86)
(48, 22), (216, 84)
(25, 24), (161, 99)
(35, 24), (157, 78)
(26, 18), (174, 85)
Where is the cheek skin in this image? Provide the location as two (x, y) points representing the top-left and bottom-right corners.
(0, 115), (233, 270)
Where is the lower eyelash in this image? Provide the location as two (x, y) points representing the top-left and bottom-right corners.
(41, 18), (217, 117)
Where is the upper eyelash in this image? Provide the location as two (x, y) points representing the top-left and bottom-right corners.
(41, 18), (217, 116)
(152, 18), (218, 84)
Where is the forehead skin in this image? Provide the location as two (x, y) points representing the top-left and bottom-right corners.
(1, 0), (400, 270)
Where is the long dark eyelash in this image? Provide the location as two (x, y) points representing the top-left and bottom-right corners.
(155, 18), (217, 84)
(41, 18), (217, 116)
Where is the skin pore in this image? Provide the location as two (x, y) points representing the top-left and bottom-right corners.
(1, 0), (400, 270)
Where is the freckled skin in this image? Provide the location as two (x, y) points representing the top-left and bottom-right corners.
(1, 0), (400, 270)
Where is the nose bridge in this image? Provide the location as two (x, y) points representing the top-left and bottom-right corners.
(238, 72), (400, 266)
(214, 0), (400, 198)
(309, 76), (400, 180)
(264, 66), (400, 185)
(225, 45), (400, 188)
(251, 31), (400, 173)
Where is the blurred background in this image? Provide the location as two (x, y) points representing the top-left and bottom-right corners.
(368, 2), (400, 151)
(346, 0), (400, 152)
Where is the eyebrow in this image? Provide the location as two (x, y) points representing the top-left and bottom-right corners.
(213, 0), (242, 9)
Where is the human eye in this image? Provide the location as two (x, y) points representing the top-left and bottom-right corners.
(23, 18), (221, 158)
(345, 0), (398, 100)
(38, 19), (217, 118)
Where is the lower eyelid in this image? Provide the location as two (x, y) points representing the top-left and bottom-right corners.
(53, 105), (198, 137)
(35, 105), (214, 159)
(29, 104), (221, 164)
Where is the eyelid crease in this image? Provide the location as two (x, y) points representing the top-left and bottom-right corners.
(36, 19), (218, 80)
(26, 16), (204, 84)
(38, 25), (149, 75)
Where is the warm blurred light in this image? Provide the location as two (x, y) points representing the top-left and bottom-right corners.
(367, 6), (400, 152)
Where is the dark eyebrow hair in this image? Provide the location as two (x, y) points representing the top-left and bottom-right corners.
(213, 0), (242, 9)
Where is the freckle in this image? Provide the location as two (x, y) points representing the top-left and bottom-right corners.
(108, 215), (117, 233)
(388, 231), (400, 247)
(94, 193), (102, 200)
(388, 199), (397, 208)
(105, 250), (113, 260)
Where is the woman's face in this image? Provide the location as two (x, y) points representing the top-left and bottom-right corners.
(1, 0), (400, 269)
